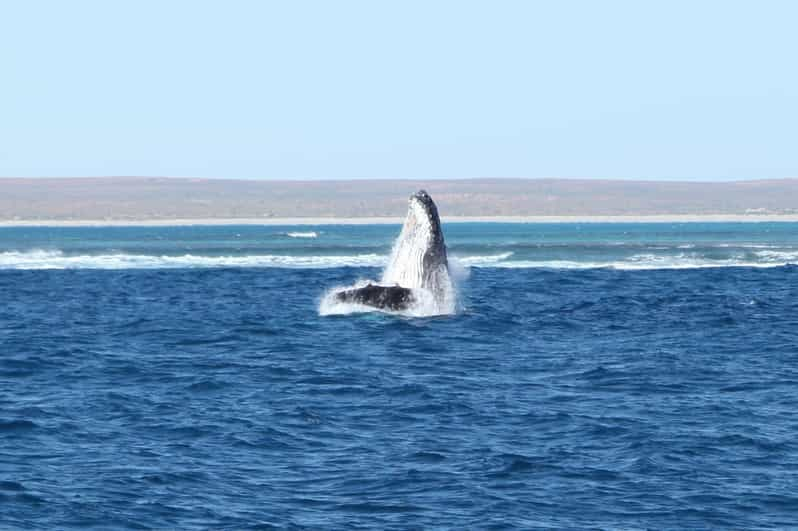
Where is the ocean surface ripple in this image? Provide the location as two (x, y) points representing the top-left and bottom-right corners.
(2, 224), (798, 529)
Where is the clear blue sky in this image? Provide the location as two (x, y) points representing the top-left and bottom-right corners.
(1, 0), (796, 180)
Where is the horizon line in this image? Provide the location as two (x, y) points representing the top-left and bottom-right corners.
(2, 176), (798, 185)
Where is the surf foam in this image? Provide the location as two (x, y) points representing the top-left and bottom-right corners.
(0, 250), (385, 270)
(2, 249), (796, 271)
(285, 231), (319, 239)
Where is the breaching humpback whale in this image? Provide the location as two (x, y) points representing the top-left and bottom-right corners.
(334, 190), (453, 313)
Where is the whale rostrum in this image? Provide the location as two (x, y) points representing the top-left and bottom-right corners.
(334, 190), (453, 312)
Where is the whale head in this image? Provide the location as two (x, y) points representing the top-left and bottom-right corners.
(381, 190), (452, 310)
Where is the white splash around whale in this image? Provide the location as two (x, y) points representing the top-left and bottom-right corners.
(320, 191), (458, 317)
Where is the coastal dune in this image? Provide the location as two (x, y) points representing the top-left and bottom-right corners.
(2, 177), (798, 224)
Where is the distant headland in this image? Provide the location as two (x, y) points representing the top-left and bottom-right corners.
(2, 177), (798, 225)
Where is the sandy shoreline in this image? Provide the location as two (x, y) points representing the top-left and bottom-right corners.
(3, 214), (798, 227)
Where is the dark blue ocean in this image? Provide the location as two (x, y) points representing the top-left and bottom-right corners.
(2, 223), (798, 529)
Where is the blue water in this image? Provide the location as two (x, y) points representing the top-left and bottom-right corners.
(2, 223), (798, 529)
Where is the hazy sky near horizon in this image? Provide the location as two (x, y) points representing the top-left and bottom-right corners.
(1, 0), (796, 181)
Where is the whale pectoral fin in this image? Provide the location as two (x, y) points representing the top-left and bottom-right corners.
(334, 285), (415, 311)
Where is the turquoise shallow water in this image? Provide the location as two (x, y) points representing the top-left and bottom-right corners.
(1, 222), (798, 269)
(2, 223), (798, 529)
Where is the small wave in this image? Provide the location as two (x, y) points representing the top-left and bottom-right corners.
(285, 231), (319, 239)
(0, 419), (38, 432)
(484, 258), (791, 270)
(754, 250), (798, 262)
(3, 249), (796, 271)
(451, 250), (795, 269)
(453, 252), (514, 266)
(717, 243), (780, 249)
(0, 250), (385, 270)
(457, 250), (798, 270)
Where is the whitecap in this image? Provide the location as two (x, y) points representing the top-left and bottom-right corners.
(452, 252), (514, 266)
(754, 250), (798, 262)
(285, 231), (319, 239)
(0, 250), (386, 270)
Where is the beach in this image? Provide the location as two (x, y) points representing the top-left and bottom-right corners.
(4, 214), (798, 227)
(4, 177), (798, 223)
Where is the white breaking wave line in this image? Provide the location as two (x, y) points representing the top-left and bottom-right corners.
(285, 231), (319, 239)
(754, 250), (798, 261)
(453, 252), (514, 266)
(482, 260), (793, 270)
(0, 250), (386, 269)
(2, 249), (796, 271)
